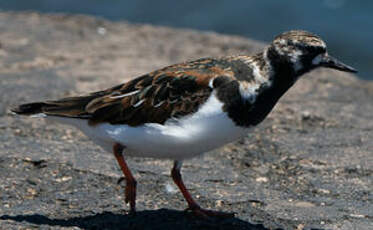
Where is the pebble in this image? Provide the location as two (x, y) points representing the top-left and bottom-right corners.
(256, 177), (268, 183)
(97, 27), (107, 35)
(164, 183), (177, 194)
(349, 213), (365, 218)
(55, 176), (72, 182)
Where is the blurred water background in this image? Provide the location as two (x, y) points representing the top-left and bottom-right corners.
(1, 0), (371, 80)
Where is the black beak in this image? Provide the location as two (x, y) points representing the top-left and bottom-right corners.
(321, 55), (357, 73)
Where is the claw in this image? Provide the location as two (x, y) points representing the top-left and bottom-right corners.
(124, 179), (137, 212)
(186, 205), (235, 219)
(117, 177), (125, 185)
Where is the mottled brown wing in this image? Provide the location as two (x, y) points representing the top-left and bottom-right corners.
(13, 57), (236, 126)
(85, 58), (238, 126)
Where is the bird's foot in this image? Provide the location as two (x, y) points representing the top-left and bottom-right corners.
(124, 180), (137, 214)
(186, 205), (235, 219)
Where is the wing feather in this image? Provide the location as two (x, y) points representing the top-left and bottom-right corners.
(13, 57), (239, 126)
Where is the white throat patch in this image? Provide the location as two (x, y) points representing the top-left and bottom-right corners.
(289, 50), (303, 72)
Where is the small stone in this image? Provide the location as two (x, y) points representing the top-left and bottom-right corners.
(26, 177), (39, 185)
(297, 224), (305, 230)
(255, 177), (268, 183)
(295, 201), (315, 207)
(318, 188), (331, 194)
(301, 111), (311, 120)
(215, 200), (223, 207)
(55, 176), (72, 182)
(164, 183), (177, 194)
(349, 213), (365, 218)
(26, 188), (37, 198)
(97, 27), (106, 35)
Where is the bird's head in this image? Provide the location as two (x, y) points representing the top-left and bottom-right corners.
(266, 30), (357, 78)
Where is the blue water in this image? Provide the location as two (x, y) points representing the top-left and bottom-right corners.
(1, 0), (372, 80)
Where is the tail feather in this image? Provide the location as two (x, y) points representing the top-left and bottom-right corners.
(11, 102), (47, 115)
(11, 95), (97, 118)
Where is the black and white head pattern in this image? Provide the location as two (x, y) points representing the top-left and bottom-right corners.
(268, 30), (327, 76)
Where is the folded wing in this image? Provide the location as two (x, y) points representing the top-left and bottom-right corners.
(13, 58), (237, 126)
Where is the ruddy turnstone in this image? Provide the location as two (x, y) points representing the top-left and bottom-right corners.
(12, 30), (356, 218)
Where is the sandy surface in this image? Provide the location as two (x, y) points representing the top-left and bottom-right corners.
(0, 12), (372, 230)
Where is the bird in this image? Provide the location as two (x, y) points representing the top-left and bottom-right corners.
(12, 30), (357, 218)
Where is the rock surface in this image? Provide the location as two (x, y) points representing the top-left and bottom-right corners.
(0, 12), (372, 230)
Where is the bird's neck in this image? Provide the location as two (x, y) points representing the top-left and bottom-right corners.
(265, 46), (300, 81)
(223, 50), (298, 127)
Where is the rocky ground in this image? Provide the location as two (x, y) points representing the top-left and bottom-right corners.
(0, 12), (372, 230)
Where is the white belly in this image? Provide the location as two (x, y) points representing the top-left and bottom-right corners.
(47, 93), (250, 160)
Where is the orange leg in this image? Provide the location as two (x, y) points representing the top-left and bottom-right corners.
(171, 161), (235, 218)
(113, 143), (137, 214)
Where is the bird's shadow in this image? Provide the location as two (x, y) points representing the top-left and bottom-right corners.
(1, 209), (270, 230)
